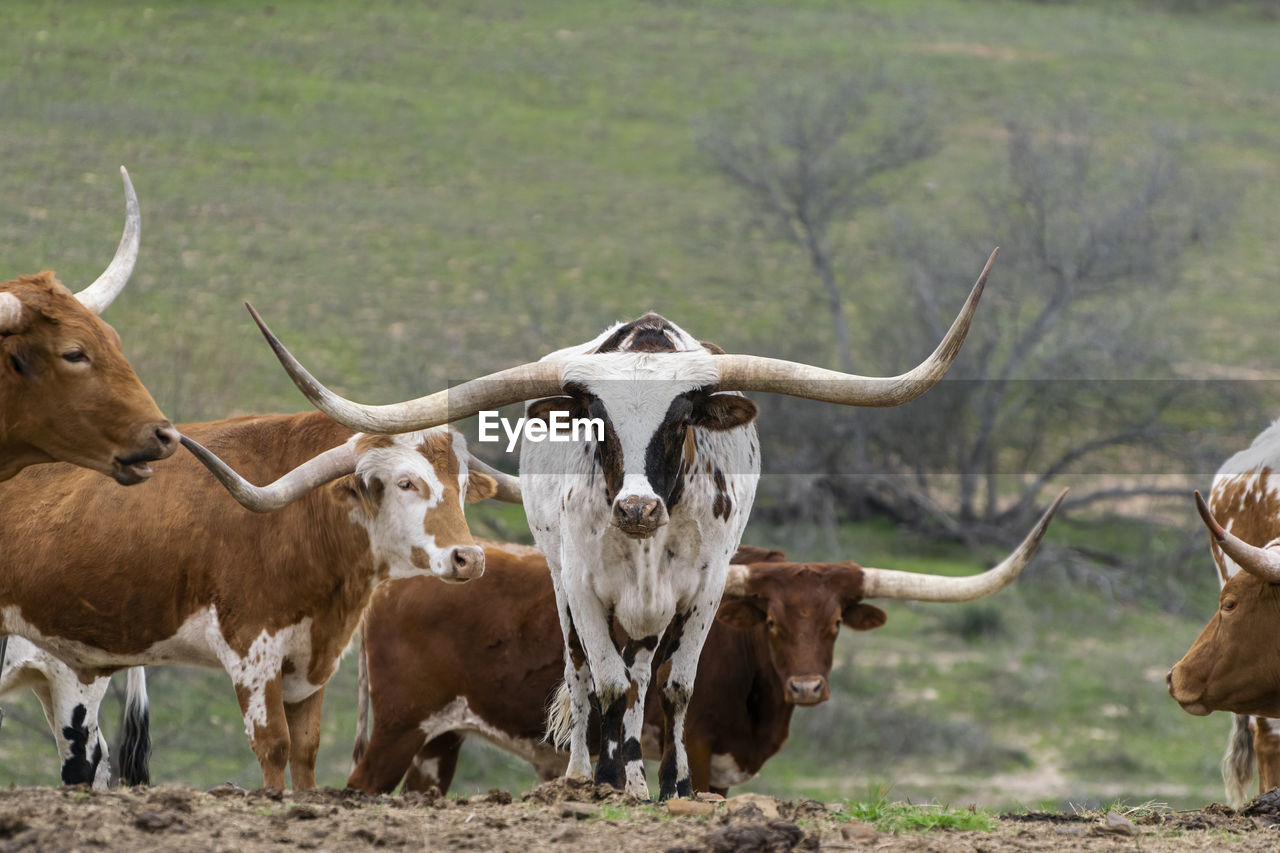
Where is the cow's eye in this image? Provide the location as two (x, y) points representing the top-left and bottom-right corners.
(1222, 598), (1237, 614)
(397, 479), (417, 492)
(62, 348), (89, 364)
(766, 617), (776, 631)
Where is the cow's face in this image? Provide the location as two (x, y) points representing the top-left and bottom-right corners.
(336, 427), (495, 583)
(1169, 569), (1280, 718)
(531, 350), (756, 539)
(0, 274), (178, 483)
(717, 563), (887, 706)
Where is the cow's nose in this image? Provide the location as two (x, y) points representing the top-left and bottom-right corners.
(785, 676), (829, 706)
(612, 496), (668, 537)
(153, 424), (180, 458)
(1165, 669), (1173, 688)
(450, 546), (485, 581)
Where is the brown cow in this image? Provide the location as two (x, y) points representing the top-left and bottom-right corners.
(348, 493), (1060, 796)
(1169, 419), (1280, 803)
(0, 410), (518, 789)
(0, 167), (178, 483)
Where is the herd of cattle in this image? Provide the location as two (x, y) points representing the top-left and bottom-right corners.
(0, 169), (1275, 805)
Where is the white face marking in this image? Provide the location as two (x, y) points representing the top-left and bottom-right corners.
(350, 427), (473, 580)
(561, 352), (719, 506)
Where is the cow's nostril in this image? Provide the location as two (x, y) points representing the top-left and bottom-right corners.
(1165, 669), (1173, 687)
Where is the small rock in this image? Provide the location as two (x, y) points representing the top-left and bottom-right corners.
(1101, 811), (1138, 836)
(667, 799), (717, 817)
(726, 793), (780, 820)
(133, 810), (183, 832)
(841, 821), (878, 843)
(560, 803), (597, 820)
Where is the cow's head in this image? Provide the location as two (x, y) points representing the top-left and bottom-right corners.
(718, 551), (886, 706)
(720, 491), (1064, 706)
(1169, 492), (1280, 717)
(527, 315), (758, 538)
(182, 427), (523, 583)
(0, 169), (178, 484)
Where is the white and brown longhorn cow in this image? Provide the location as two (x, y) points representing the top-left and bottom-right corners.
(0, 410), (517, 789)
(239, 249), (995, 799)
(1, 167), (178, 483)
(1167, 419), (1280, 803)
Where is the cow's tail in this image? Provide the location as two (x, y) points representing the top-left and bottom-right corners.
(352, 622), (371, 769)
(118, 667), (151, 787)
(544, 680), (572, 750)
(1223, 713), (1255, 807)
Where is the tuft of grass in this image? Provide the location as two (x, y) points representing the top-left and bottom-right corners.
(838, 785), (997, 832)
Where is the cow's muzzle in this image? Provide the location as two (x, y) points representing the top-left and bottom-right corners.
(444, 545), (485, 583)
(112, 423), (181, 484)
(612, 495), (668, 538)
(785, 676), (830, 706)
(1166, 667), (1211, 716)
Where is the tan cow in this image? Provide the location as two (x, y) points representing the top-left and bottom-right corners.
(0, 167), (177, 483)
(347, 492), (1060, 796)
(1169, 419), (1280, 802)
(0, 410), (518, 789)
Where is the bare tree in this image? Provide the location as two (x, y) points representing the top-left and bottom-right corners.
(869, 114), (1239, 531)
(698, 71), (938, 489)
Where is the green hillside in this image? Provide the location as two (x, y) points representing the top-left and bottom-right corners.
(1, 0), (1277, 809)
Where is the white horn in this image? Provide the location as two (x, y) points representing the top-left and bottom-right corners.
(1196, 490), (1280, 584)
(713, 248), (995, 406)
(860, 486), (1066, 601)
(181, 435), (357, 513)
(246, 303), (565, 434)
(74, 166), (140, 315)
(0, 293), (22, 333)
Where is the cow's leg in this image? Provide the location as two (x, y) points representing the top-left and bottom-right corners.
(403, 732), (464, 795)
(1256, 717), (1280, 794)
(347, 721), (429, 795)
(563, 590), (630, 792)
(283, 687), (325, 790)
(620, 637), (659, 798)
(549, 581), (594, 781)
(234, 674), (290, 790)
(658, 587), (721, 800)
(48, 670), (111, 788)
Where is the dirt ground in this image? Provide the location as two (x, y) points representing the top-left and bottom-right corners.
(1, 780), (1278, 853)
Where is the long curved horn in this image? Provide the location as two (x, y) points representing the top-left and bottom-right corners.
(180, 434), (357, 513)
(74, 166), (140, 315)
(713, 248), (995, 405)
(246, 304), (564, 434)
(860, 486), (1066, 601)
(468, 455), (523, 503)
(0, 293), (22, 333)
(1195, 490), (1280, 583)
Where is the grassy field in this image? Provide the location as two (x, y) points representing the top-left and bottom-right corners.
(1, 0), (1277, 811)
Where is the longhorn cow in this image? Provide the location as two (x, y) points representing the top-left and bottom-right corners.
(0, 410), (517, 788)
(0, 167), (177, 483)
(347, 499), (1061, 797)
(247, 248), (996, 798)
(1168, 419), (1280, 803)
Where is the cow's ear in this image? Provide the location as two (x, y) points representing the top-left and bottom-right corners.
(331, 474), (384, 516)
(843, 602), (887, 632)
(466, 471), (498, 503)
(691, 393), (757, 432)
(527, 394), (588, 425)
(2, 338), (34, 378)
(717, 596), (767, 630)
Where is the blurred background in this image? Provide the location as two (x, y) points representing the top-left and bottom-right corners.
(1, 0), (1278, 810)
